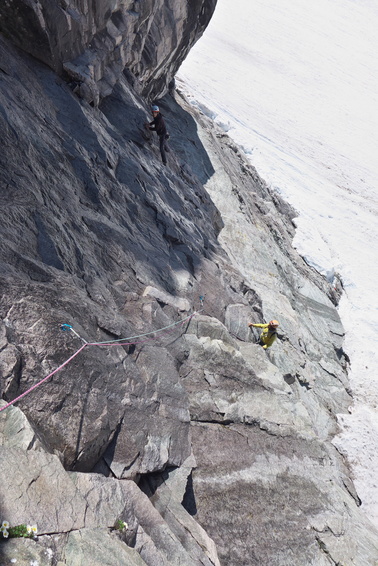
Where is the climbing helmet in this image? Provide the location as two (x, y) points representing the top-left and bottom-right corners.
(269, 320), (279, 327)
(151, 105), (159, 112)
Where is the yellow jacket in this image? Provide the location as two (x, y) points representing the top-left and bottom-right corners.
(250, 323), (277, 349)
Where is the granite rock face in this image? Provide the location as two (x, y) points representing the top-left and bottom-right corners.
(0, 7), (378, 565)
(0, 0), (217, 104)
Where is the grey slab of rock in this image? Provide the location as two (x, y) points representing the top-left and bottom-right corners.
(0, 446), (87, 533)
(0, 400), (44, 451)
(188, 314), (240, 349)
(101, 344), (191, 479)
(238, 342), (292, 393)
(69, 473), (139, 531)
(64, 528), (148, 566)
(71, 472), (219, 566)
(225, 303), (255, 342)
(140, 454), (221, 566)
(179, 319), (315, 438)
(189, 421), (378, 566)
(142, 286), (191, 311)
(0, 406), (219, 566)
(150, 486), (221, 566)
(0, 537), (55, 566)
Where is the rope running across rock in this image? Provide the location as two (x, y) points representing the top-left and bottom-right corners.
(0, 310), (199, 413)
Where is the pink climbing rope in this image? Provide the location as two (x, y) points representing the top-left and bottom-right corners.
(0, 312), (197, 413)
(0, 344), (87, 413)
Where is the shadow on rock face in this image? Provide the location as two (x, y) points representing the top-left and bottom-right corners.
(101, 79), (215, 186)
(152, 93), (216, 186)
(0, 37), (223, 305)
(283, 373), (296, 385)
(181, 472), (198, 516)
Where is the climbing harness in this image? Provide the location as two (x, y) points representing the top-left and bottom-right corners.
(0, 309), (200, 413)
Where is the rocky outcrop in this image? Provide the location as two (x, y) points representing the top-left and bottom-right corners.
(0, 0), (217, 104)
(0, 7), (378, 566)
(0, 401), (220, 565)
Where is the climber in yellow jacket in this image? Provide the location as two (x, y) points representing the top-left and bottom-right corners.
(248, 320), (279, 349)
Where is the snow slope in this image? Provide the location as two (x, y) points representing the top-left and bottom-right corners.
(178, 0), (378, 524)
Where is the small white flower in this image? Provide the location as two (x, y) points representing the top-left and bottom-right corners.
(1, 521), (9, 529)
(123, 522), (129, 530)
(26, 525), (32, 534)
(30, 525), (38, 534)
(10, 559), (17, 564)
(2, 529), (9, 538)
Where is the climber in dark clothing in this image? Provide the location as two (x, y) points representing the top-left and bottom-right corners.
(146, 105), (170, 165)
